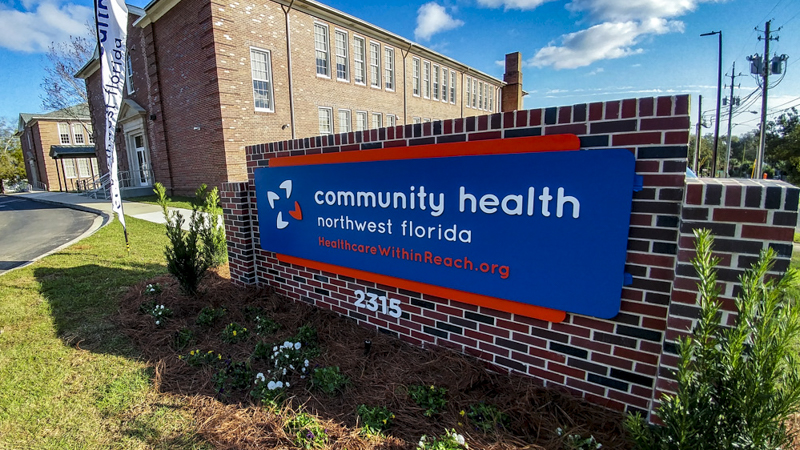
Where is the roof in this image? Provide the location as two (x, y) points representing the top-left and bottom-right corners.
(18, 104), (91, 134)
(49, 145), (98, 158)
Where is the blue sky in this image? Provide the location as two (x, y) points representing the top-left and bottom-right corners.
(1, 0), (799, 136)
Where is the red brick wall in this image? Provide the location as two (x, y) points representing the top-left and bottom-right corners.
(223, 95), (701, 418)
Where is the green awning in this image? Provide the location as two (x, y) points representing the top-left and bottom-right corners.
(49, 145), (97, 158)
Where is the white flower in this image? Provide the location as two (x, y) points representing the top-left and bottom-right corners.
(596, 444), (602, 449)
(267, 381), (277, 390)
(283, 341), (292, 348)
(289, 364), (294, 370)
(155, 320), (160, 325)
(285, 382), (290, 387)
(294, 342), (301, 350)
(556, 428), (563, 436)
(300, 375), (305, 379)
(160, 305), (165, 309)
(282, 368), (287, 375)
(275, 381), (283, 388)
(273, 346), (278, 352)
(454, 434), (465, 446)
(304, 360), (309, 367)
(256, 372), (265, 382)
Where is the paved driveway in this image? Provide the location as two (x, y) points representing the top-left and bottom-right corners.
(0, 196), (99, 274)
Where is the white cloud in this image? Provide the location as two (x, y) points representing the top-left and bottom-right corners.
(566, 0), (704, 21)
(414, 3), (464, 41)
(0, 1), (91, 53)
(476, 0), (556, 11)
(587, 68), (604, 75)
(530, 18), (683, 69)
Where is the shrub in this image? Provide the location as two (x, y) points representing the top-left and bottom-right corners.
(310, 366), (349, 396)
(195, 184), (227, 267)
(285, 412), (328, 449)
(250, 372), (286, 407)
(625, 228), (800, 449)
(466, 402), (508, 433)
(221, 322), (249, 344)
(174, 327), (194, 350)
(408, 384), (448, 417)
(195, 306), (226, 327)
(357, 404), (394, 436)
(155, 182), (210, 296)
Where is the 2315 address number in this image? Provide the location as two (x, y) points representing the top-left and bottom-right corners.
(354, 290), (403, 318)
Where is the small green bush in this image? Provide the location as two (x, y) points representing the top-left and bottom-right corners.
(179, 349), (220, 367)
(285, 412), (328, 449)
(311, 366), (349, 396)
(195, 184), (227, 267)
(357, 404), (395, 436)
(139, 300), (172, 327)
(212, 360), (252, 396)
(408, 384), (448, 417)
(466, 402), (508, 433)
(174, 327), (194, 350)
(250, 372), (286, 407)
(625, 228), (800, 449)
(195, 306), (226, 327)
(417, 429), (468, 449)
(221, 322), (249, 344)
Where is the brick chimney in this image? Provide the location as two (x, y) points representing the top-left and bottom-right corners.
(501, 52), (524, 112)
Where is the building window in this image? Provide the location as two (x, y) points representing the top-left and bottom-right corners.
(441, 68), (448, 103)
(356, 111), (367, 131)
(86, 124), (95, 144)
(314, 23), (330, 77)
(250, 47), (275, 112)
(338, 109), (351, 133)
(472, 79), (478, 108)
(384, 47), (394, 91)
(450, 71), (456, 104)
(478, 82), (484, 110)
(318, 107), (332, 135)
(334, 30), (349, 81)
(423, 118), (431, 123)
(465, 77), (471, 108)
(423, 61), (430, 99)
(412, 58), (420, 97)
(387, 114), (396, 127)
(77, 158), (90, 177)
(412, 117), (421, 124)
(369, 42), (380, 88)
(126, 54), (134, 94)
(72, 124), (85, 144)
(63, 159), (76, 178)
(91, 158), (98, 175)
(353, 36), (365, 84)
(371, 113), (382, 129)
(58, 123), (70, 144)
(432, 64), (439, 100)
(489, 86), (494, 112)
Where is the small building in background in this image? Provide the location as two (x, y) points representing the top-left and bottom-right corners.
(16, 104), (100, 193)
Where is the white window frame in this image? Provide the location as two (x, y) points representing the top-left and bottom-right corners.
(384, 46), (394, 91)
(432, 64), (440, 100)
(489, 86), (494, 112)
(465, 77), (471, 109)
(423, 61), (430, 99)
(412, 117), (421, 124)
(318, 107), (333, 135)
(441, 68), (448, 103)
(386, 114), (396, 127)
(72, 123), (85, 145)
(371, 112), (382, 129)
(369, 42), (381, 89)
(353, 35), (366, 85)
(338, 109), (351, 133)
(314, 23), (330, 78)
(77, 158), (90, 178)
(423, 118), (431, 123)
(412, 58), (420, 97)
(91, 158), (98, 175)
(58, 123), (71, 144)
(334, 29), (349, 81)
(472, 79), (478, 108)
(63, 159), (77, 178)
(356, 111), (368, 131)
(126, 53), (135, 94)
(478, 82), (484, 111)
(450, 71), (456, 104)
(250, 47), (275, 112)
(87, 124), (95, 144)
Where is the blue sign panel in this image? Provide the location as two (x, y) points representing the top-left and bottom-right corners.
(255, 145), (635, 319)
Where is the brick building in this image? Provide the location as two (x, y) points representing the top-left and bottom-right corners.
(77, 0), (517, 196)
(16, 104), (100, 192)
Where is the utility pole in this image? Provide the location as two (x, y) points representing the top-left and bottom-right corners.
(755, 21), (771, 178)
(694, 95), (703, 174)
(724, 62), (742, 177)
(701, 31), (722, 177)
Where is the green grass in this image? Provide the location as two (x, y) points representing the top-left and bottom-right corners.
(127, 195), (198, 210)
(0, 217), (209, 449)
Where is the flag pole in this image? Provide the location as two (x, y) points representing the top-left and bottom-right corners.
(94, 0), (130, 253)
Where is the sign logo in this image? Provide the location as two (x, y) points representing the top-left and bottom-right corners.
(254, 135), (636, 322)
(266, 180), (303, 229)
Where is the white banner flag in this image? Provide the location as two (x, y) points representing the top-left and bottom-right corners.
(95, 0), (129, 231)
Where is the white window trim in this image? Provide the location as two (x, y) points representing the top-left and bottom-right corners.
(334, 29), (349, 82)
(441, 67), (448, 103)
(369, 41), (381, 89)
(450, 71), (456, 104)
(423, 61), (430, 99)
(126, 54), (135, 94)
(63, 159), (77, 178)
(355, 110), (368, 131)
(412, 57), (420, 97)
(72, 123), (85, 145)
(465, 76), (471, 109)
(250, 46), (275, 113)
(318, 106), (333, 135)
(314, 22), (331, 79)
(432, 64), (440, 101)
(338, 108), (351, 133)
(472, 79), (478, 108)
(371, 112), (382, 129)
(384, 46), (394, 92)
(58, 123), (70, 145)
(387, 114), (396, 127)
(353, 35), (366, 86)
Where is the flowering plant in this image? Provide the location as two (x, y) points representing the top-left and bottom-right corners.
(556, 428), (602, 449)
(417, 429), (468, 449)
(144, 283), (162, 295)
(408, 384), (448, 417)
(285, 412), (327, 449)
(141, 300), (172, 326)
(250, 372), (288, 406)
(357, 404), (395, 435)
(179, 349), (221, 367)
(221, 322), (249, 343)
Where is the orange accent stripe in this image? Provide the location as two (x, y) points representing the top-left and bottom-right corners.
(269, 134), (580, 167)
(277, 254), (567, 323)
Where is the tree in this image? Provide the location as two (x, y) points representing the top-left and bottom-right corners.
(688, 133), (714, 176)
(40, 32), (93, 117)
(765, 108), (800, 184)
(0, 119), (26, 193)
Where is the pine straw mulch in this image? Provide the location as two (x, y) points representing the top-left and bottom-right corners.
(114, 266), (635, 450)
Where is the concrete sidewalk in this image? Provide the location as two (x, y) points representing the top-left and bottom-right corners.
(5, 190), (196, 228)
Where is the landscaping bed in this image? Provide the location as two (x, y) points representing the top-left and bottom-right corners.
(115, 266), (631, 449)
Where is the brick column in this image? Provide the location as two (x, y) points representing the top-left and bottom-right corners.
(654, 178), (799, 414)
(221, 181), (256, 285)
